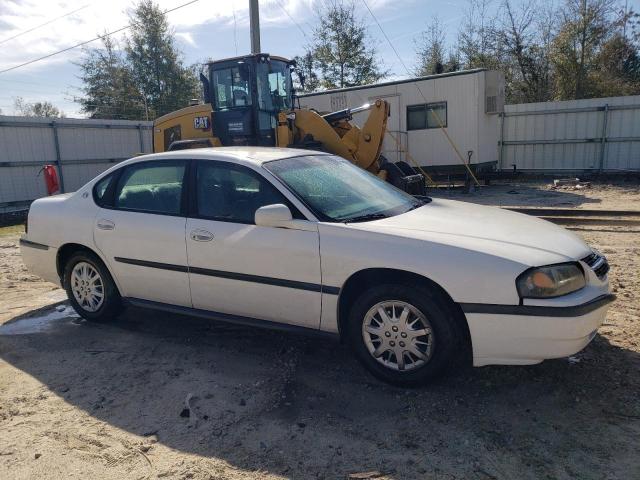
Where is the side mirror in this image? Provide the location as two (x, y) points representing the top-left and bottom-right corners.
(296, 69), (306, 91)
(255, 204), (293, 228)
(255, 204), (317, 231)
(199, 72), (210, 104)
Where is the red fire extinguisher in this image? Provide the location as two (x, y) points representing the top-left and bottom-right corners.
(41, 165), (60, 195)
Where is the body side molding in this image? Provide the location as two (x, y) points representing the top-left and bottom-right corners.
(114, 256), (341, 294)
(19, 238), (49, 250)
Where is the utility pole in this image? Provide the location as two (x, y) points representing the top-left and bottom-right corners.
(249, 0), (261, 54)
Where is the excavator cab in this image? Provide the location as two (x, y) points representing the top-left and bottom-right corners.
(204, 53), (295, 146)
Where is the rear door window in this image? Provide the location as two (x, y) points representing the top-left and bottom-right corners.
(93, 173), (115, 207)
(114, 161), (187, 215)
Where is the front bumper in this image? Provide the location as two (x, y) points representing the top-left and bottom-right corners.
(463, 294), (615, 366)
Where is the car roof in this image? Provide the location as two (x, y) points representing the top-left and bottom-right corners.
(130, 147), (330, 167)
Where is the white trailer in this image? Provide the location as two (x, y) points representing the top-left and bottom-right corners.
(298, 69), (505, 175)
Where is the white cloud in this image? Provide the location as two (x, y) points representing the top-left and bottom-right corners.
(0, 0), (397, 73)
(174, 31), (196, 47)
(0, 0), (236, 73)
(0, 0), (397, 116)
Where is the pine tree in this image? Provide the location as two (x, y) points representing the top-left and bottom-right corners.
(292, 51), (320, 93)
(125, 0), (198, 117)
(31, 102), (64, 117)
(459, 0), (501, 69)
(494, 0), (555, 103)
(415, 18), (447, 75)
(592, 33), (640, 95)
(13, 96), (64, 117)
(550, 0), (618, 99)
(310, 0), (387, 89)
(77, 35), (145, 120)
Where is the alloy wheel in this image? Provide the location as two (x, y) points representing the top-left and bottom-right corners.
(70, 261), (104, 312)
(361, 300), (434, 371)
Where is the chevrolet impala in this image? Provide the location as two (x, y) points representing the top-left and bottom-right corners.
(20, 147), (614, 385)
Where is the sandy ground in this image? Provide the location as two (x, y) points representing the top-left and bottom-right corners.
(428, 180), (640, 210)
(0, 183), (638, 480)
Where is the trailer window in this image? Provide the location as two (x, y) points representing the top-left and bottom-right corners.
(407, 102), (447, 130)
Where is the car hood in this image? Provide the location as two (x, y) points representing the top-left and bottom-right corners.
(353, 198), (592, 265)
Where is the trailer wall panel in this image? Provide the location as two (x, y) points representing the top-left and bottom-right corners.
(300, 70), (501, 170)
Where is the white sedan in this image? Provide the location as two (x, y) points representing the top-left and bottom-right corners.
(20, 147), (614, 385)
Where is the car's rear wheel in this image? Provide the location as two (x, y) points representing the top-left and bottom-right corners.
(347, 284), (459, 386)
(63, 251), (122, 322)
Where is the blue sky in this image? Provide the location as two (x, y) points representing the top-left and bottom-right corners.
(0, 0), (638, 117)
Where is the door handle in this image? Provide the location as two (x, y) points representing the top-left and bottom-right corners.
(190, 229), (214, 242)
(97, 219), (115, 230)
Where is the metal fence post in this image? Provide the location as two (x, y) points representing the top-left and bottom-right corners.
(137, 123), (145, 152)
(599, 104), (609, 173)
(498, 112), (505, 171)
(51, 120), (66, 193)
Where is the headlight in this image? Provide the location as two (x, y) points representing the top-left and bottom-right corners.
(516, 263), (586, 298)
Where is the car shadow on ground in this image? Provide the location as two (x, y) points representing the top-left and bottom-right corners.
(0, 302), (638, 479)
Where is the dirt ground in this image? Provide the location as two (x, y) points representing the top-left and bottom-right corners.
(429, 179), (640, 210)
(0, 182), (638, 480)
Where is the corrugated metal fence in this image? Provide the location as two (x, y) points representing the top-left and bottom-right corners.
(499, 95), (640, 172)
(2, 95), (638, 214)
(0, 116), (153, 213)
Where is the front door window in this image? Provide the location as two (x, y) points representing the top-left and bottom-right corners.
(196, 162), (295, 223)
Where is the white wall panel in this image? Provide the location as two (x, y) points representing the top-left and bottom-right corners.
(502, 96), (640, 171)
(0, 116), (152, 212)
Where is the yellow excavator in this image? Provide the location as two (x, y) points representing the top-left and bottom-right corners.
(153, 53), (425, 194)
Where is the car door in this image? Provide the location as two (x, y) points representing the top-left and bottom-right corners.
(93, 159), (192, 307)
(185, 160), (322, 329)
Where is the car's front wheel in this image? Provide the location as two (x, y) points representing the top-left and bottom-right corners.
(63, 251), (122, 322)
(347, 284), (459, 386)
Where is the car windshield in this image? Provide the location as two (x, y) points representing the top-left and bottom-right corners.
(264, 155), (425, 222)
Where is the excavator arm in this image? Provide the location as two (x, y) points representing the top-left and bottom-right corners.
(275, 99), (424, 194)
(276, 99), (390, 174)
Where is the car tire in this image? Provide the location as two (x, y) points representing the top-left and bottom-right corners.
(347, 283), (460, 386)
(63, 251), (122, 322)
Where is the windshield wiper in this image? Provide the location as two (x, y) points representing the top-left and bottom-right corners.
(401, 197), (431, 214)
(403, 203), (423, 213)
(343, 212), (389, 223)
